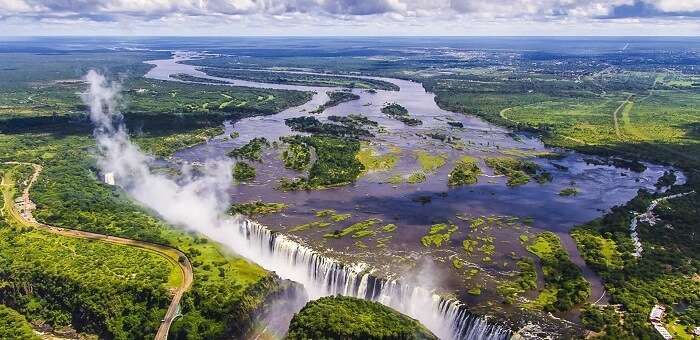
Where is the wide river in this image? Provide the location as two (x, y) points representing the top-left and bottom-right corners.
(144, 51), (681, 311)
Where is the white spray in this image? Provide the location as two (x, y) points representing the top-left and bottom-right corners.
(82, 71), (510, 340)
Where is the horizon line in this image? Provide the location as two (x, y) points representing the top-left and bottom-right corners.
(1, 34), (699, 38)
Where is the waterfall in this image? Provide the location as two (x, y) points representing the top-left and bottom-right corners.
(233, 218), (511, 340)
(79, 70), (510, 340)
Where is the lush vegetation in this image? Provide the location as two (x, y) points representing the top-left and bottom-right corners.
(0, 304), (40, 340)
(571, 187), (700, 338)
(324, 218), (381, 239)
(496, 258), (538, 304)
(200, 68), (399, 91)
(287, 296), (437, 340)
(282, 141), (312, 171)
(404, 46), (700, 337)
(327, 114), (378, 128)
(425, 69), (700, 170)
(381, 103), (422, 126)
(228, 137), (270, 161)
(133, 126), (223, 157)
(0, 127), (272, 340)
(570, 229), (623, 272)
(278, 135), (364, 190)
(125, 79), (312, 117)
(420, 223), (458, 248)
(356, 143), (400, 172)
(311, 91), (360, 113)
(228, 201), (287, 216)
(558, 187), (579, 196)
(4, 38), (700, 339)
(285, 116), (372, 138)
(484, 157), (550, 186)
(526, 232), (590, 312)
(415, 151), (447, 172)
(233, 162), (256, 182)
(1, 164), (173, 339)
(448, 156), (482, 186)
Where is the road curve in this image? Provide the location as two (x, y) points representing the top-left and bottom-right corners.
(2, 162), (193, 340)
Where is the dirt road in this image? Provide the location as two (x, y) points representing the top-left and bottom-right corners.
(2, 162), (193, 340)
(612, 94), (634, 139)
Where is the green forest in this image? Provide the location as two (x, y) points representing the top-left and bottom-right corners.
(0, 50), (313, 338)
(286, 296), (437, 340)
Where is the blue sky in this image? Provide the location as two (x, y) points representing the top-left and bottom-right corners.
(0, 0), (698, 36)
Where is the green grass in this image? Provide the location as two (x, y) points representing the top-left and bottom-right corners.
(315, 209), (351, 222)
(526, 232), (590, 312)
(524, 288), (559, 311)
(527, 234), (555, 258)
(0, 305), (40, 340)
(496, 91), (700, 168)
(386, 174), (404, 185)
(415, 151), (447, 172)
(407, 171), (427, 184)
(666, 320), (694, 340)
(570, 228), (624, 271)
(429, 68), (700, 169)
(356, 142), (400, 172)
(507, 97), (623, 145)
(381, 224), (397, 232)
(291, 221), (332, 233)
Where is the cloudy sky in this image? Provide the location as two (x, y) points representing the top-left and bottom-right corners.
(0, 0), (699, 35)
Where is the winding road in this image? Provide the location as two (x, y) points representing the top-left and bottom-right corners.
(1, 162), (193, 340)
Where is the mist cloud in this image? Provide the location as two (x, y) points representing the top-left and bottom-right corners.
(83, 70), (234, 237)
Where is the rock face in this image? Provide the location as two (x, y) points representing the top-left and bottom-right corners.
(286, 296), (438, 340)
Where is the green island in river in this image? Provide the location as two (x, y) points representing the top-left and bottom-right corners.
(0, 33), (699, 340)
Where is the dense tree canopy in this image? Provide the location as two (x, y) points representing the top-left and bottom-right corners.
(287, 296), (437, 340)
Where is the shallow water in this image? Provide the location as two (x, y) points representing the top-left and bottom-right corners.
(144, 51), (678, 312)
(145, 52), (672, 231)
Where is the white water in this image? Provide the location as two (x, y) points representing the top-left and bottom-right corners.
(233, 218), (511, 340)
(82, 69), (511, 339)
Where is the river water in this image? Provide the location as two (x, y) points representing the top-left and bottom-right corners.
(142, 51), (681, 337)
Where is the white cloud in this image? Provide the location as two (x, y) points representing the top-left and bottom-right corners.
(0, 0), (698, 35)
(647, 0), (700, 12)
(448, 0), (635, 18)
